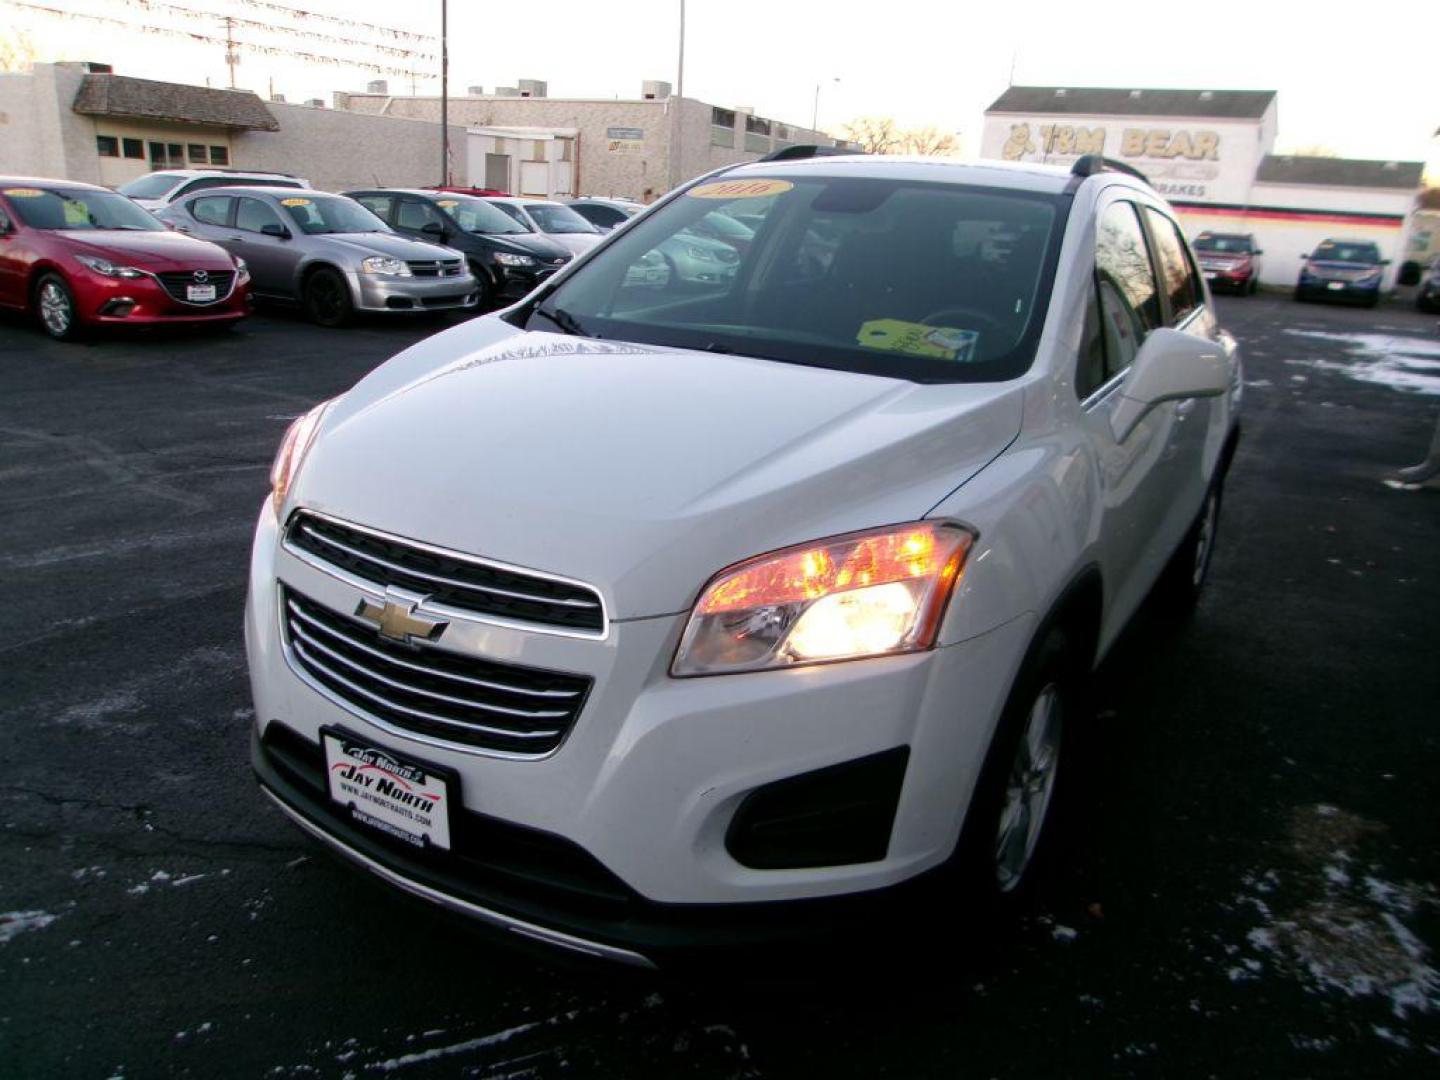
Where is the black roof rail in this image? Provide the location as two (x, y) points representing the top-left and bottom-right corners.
(758, 144), (860, 163)
(1070, 154), (1149, 185)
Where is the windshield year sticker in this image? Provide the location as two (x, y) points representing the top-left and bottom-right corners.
(3, 188), (43, 198)
(687, 179), (793, 200)
(435, 199), (459, 208)
(280, 197), (311, 207)
(858, 319), (980, 363)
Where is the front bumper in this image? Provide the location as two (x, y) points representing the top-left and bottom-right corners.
(244, 505), (1033, 957)
(1200, 265), (1253, 291)
(350, 271), (480, 314)
(1297, 277), (1381, 302)
(76, 271), (250, 326)
(496, 263), (567, 300)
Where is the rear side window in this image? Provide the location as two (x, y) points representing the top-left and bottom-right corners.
(397, 198), (447, 231)
(189, 196), (231, 227)
(1145, 208), (1200, 324)
(353, 194), (394, 221)
(235, 197), (282, 233)
(1092, 201), (1162, 385)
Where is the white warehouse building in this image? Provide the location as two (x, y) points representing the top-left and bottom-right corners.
(981, 86), (1426, 289)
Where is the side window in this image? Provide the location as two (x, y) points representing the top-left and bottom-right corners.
(354, 194), (393, 221)
(491, 202), (531, 229)
(1144, 208), (1200, 324)
(1077, 286), (1107, 399)
(235, 197), (282, 234)
(189, 196), (232, 227)
(1093, 201), (1161, 382)
(397, 198), (445, 231)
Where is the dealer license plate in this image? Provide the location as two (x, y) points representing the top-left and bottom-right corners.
(323, 729), (453, 850)
(187, 283), (217, 302)
(1327, 281), (1345, 291)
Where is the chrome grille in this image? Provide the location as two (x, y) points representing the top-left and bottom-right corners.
(156, 270), (236, 303)
(282, 586), (591, 754)
(285, 512), (605, 634)
(406, 259), (466, 278)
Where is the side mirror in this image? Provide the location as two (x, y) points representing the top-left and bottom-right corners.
(421, 221), (446, 237)
(261, 222), (290, 239)
(1110, 328), (1230, 444)
(1380, 259), (1392, 267)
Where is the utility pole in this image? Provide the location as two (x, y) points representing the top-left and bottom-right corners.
(223, 16), (238, 89)
(671, 0), (685, 190)
(440, 0), (449, 185)
(812, 77), (838, 136)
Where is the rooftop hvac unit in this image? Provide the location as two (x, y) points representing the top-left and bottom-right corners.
(517, 79), (548, 98)
(467, 85), (485, 96)
(305, 98), (325, 108)
(642, 80), (672, 100)
(270, 93), (286, 103)
(367, 80), (389, 94)
(496, 86), (520, 97)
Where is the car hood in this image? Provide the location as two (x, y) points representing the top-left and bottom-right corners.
(58, 229), (237, 270)
(307, 232), (464, 261)
(480, 232), (572, 260)
(543, 232), (603, 256)
(291, 319), (1023, 620)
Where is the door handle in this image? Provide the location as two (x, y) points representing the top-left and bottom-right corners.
(228, 236), (245, 243)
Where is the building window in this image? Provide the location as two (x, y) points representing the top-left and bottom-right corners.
(122, 138), (144, 159)
(209, 145), (229, 165)
(710, 106), (736, 149)
(188, 144), (208, 164)
(744, 114), (771, 136)
(96, 135), (119, 157)
(743, 114), (772, 154)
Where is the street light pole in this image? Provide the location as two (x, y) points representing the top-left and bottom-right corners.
(672, 0), (686, 191)
(440, 0), (449, 185)
(812, 77), (838, 136)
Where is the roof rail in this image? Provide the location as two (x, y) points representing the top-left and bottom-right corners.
(1070, 154), (1149, 184)
(758, 144), (860, 163)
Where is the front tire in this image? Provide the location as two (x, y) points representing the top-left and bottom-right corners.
(303, 267), (355, 328)
(468, 262), (495, 311)
(35, 273), (82, 341)
(948, 629), (1076, 920)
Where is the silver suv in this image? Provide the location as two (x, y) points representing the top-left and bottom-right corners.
(157, 187), (478, 327)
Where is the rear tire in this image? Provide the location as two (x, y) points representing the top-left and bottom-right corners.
(1155, 480), (1222, 615)
(303, 267), (355, 328)
(34, 272), (82, 341)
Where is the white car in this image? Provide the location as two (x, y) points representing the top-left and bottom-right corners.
(484, 196), (603, 256)
(119, 169), (310, 211)
(247, 152), (1241, 968)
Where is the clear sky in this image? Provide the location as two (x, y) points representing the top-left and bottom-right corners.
(7, 0), (1437, 171)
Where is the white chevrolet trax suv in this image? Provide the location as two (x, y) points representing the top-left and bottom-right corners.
(246, 152), (1241, 968)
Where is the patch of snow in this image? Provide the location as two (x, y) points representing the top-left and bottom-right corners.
(1052, 924), (1078, 942)
(1282, 330), (1440, 395)
(0, 911), (58, 944)
(364, 1022), (541, 1072)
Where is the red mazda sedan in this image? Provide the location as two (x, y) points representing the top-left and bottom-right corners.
(0, 176), (251, 340)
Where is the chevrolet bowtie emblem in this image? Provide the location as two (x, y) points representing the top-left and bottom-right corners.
(355, 588), (448, 645)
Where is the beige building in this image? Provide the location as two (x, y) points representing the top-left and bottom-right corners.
(332, 79), (852, 201)
(0, 62), (469, 192)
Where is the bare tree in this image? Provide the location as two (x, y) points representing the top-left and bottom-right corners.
(901, 126), (960, 156)
(841, 116), (901, 155)
(0, 32), (38, 74)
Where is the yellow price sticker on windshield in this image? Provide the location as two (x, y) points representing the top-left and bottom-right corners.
(436, 199), (459, 208)
(687, 179), (793, 200)
(3, 188), (44, 198)
(858, 319), (979, 362)
(280, 197), (311, 207)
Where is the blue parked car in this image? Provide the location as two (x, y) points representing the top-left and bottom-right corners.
(1294, 239), (1387, 307)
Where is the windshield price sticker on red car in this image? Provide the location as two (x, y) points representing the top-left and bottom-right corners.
(436, 199), (459, 208)
(323, 731), (452, 850)
(687, 179), (793, 200)
(3, 188), (44, 198)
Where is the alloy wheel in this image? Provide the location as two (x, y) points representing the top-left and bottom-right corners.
(994, 684), (1063, 893)
(39, 280), (72, 337)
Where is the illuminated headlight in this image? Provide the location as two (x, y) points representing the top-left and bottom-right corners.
(270, 399), (334, 515)
(671, 522), (974, 677)
(683, 244), (717, 262)
(493, 252), (537, 268)
(234, 256), (250, 283)
(75, 254), (145, 279)
(359, 256), (411, 276)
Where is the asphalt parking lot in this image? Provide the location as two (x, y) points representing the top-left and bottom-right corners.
(2, 295), (1437, 1078)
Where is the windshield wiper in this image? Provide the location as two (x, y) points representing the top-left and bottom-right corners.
(533, 306), (595, 338)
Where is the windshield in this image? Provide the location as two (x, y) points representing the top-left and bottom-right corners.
(1193, 235), (1252, 254)
(118, 174), (183, 200)
(4, 186), (165, 231)
(434, 195), (529, 234)
(1310, 241), (1381, 264)
(526, 203), (600, 235)
(526, 175), (1065, 384)
(280, 195), (386, 235)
